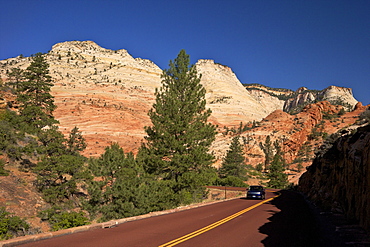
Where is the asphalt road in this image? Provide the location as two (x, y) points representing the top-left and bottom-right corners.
(19, 190), (332, 247)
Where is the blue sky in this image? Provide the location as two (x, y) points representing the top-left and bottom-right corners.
(1, 0), (369, 105)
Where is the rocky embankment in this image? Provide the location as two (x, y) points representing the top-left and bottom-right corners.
(299, 124), (370, 232)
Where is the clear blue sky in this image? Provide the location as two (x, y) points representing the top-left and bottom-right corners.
(1, 0), (369, 105)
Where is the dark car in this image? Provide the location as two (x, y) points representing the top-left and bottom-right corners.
(246, 185), (265, 199)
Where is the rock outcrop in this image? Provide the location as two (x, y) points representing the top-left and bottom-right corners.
(283, 87), (316, 112)
(243, 84), (287, 118)
(319, 85), (358, 108)
(283, 86), (358, 112)
(299, 123), (370, 232)
(210, 101), (367, 176)
(196, 60), (279, 125)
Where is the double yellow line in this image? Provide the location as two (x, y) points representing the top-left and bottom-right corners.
(159, 193), (280, 247)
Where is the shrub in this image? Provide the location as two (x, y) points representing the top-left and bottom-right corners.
(0, 207), (30, 240)
(0, 159), (9, 176)
(360, 108), (370, 124)
(215, 176), (248, 187)
(255, 163), (263, 172)
(38, 207), (89, 231)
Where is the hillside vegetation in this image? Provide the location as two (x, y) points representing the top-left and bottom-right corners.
(0, 43), (367, 239)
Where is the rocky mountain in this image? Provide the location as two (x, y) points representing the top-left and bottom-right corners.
(245, 84), (358, 113)
(0, 40), (368, 234)
(211, 101), (367, 179)
(0, 41), (278, 157)
(283, 86), (358, 113)
(0, 40), (361, 159)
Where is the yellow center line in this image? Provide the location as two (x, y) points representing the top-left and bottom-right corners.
(159, 193), (280, 247)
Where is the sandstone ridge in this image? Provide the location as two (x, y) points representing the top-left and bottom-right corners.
(0, 40), (362, 159)
(282, 86), (358, 113)
(245, 84), (358, 113)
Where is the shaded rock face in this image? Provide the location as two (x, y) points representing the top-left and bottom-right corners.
(283, 87), (316, 112)
(298, 124), (370, 232)
(245, 84), (358, 115)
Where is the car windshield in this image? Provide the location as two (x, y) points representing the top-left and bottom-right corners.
(249, 186), (263, 191)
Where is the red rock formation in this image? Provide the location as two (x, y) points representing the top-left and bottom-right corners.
(236, 101), (366, 171)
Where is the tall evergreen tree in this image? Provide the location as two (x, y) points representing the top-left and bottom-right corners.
(86, 143), (177, 221)
(138, 50), (217, 203)
(86, 143), (141, 219)
(267, 141), (288, 189)
(259, 135), (273, 172)
(34, 126), (88, 204)
(6, 68), (24, 91)
(16, 53), (58, 134)
(219, 135), (247, 179)
(66, 126), (87, 154)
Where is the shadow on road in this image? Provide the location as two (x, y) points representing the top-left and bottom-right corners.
(258, 190), (344, 247)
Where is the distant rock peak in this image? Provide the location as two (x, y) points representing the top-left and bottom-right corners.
(196, 59), (230, 67)
(50, 40), (160, 71)
(321, 85), (353, 95)
(195, 59), (234, 74)
(51, 40), (116, 53)
(244, 83), (358, 114)
(296, 87), (308, 93)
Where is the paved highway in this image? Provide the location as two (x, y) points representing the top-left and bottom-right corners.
(19, 190), (324, 247)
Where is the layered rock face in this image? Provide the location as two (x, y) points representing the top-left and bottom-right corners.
(196, 59), (277, 125)
(283, 86), (358, 112)
(0, 41), (281, 156)
(0, 40), (362, 159)
(48, 41), (162, 156)
(210, 101), (367, 175)
(49, 41), (162, 90)
(320, 85), (358, 107)
(283, 87), (316, 112)
(299, 124), (370, 231)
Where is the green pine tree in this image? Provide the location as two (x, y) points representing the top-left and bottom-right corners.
(0, 110), (20, 158)
(34, 126), (88, 204)
(6, 68), (24, 91)
(219, 135), (247, 179)
(138, 49), (217, 204)
(16, 53), (58, 134)
(267, 142), (288, 189)
(66, 126), (87, 154)
(86, 143), (146, 221)
(259, 135), (273, 172)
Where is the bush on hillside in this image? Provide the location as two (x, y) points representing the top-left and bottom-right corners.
(0, 207), (30, 240)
